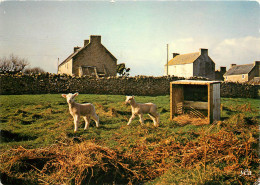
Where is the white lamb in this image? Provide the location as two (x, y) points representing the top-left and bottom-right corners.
(61, 93), (99, 132)
(125, 96), (159, 127)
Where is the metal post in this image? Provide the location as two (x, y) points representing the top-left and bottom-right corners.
(167, 44), (169, 76)
(57, 58), (59, 74)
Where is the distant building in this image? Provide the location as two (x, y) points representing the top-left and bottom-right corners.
(58, 35), (117, 77)
(165, 48), (215, 80)
(215, 67), (226, 81)
(223, 61), (260, 82)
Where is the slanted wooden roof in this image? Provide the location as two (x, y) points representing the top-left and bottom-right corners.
(224, 64), (254, 76)
(171, 80), (221, 85)
(166, 52), (200, 66)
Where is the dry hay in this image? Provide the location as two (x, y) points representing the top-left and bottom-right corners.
(0, 141), (140, 185)
(127, 129), (258, 183)
(1, 128), (258, 184)
(237, 103), (253, 112)
(94, 103), (119, 117)
(172, 114), (209, 126)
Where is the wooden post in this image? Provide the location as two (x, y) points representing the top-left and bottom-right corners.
(213, 83), (221, 121)
(170, 83), (173, 119)
(208, 84), (214, 124)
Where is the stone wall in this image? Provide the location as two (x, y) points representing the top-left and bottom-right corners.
(220, 82), (259, 98)
(0, 73), (258, 98)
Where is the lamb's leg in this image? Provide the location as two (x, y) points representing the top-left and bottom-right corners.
(138, 114), (144, 126)
(149, 112), (160, 127)
(73, 115), (80, 132)
(155, 115), (160, 127)
(92, 113), (99, 128)
(148, 114), (157, 125)
(127, 114), (136, 125)
(83, 116), (90, 130)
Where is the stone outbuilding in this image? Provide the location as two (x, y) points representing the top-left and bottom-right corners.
(165, 48), (215, 80)
(223, 61), (260, 82)
(58, 35), (117, 77)
(215, 66), (227, 81)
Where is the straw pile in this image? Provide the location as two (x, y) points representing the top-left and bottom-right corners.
(0, 141), (140, 185)
(0, 126), (258, 184)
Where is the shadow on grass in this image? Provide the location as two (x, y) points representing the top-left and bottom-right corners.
(116, 110), (131, 116)
(0, 130), (37, 142)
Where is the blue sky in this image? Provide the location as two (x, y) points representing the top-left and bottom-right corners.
(0, 1), (259, 76)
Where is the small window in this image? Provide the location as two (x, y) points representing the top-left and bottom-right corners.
(242, 74), (245, 79)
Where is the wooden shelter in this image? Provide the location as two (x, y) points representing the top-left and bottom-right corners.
(170, 80), (221, 123)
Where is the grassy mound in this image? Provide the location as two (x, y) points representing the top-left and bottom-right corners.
(1, 126), (258, 184)
(0, 94), (259, 184)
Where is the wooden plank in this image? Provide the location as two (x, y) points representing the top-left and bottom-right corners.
(171, 80), (221, 85)
(213, 83), (221, 121)
(177, 102), (183, 114)
(170, 83), (184, 120)
(208, 84), (214, 123)
(183, 101), (208, 110)
(170, 83), (174, 119)
(189, 106), (206, 118)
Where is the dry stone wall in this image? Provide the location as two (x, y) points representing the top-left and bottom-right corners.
(220, 82), (259, 98)
(0, 73), (258, 98)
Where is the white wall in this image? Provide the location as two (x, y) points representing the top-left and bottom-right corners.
(58, 59), (73, 75)
(165, 63), (193, 78)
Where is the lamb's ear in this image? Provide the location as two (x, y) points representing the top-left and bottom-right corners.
(61, 94), (67, 98)
(74, 92), (79, 97)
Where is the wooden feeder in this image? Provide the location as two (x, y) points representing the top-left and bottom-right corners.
(170, 80), (221, 123)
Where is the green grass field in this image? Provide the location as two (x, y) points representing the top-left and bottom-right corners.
(0, 94), (259, 184)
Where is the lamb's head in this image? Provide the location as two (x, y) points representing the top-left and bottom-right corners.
(125, 96), (134, 105)
(61, 92), (79, 104)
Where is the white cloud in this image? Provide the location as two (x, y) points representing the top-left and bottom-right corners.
(177, 37), (194, 43)
(169, 37), (214, 54)
(211, 36), (260, 69)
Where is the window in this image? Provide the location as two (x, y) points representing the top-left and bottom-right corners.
(242, 74), (245, 79)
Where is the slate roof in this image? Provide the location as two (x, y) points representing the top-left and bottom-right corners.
(166, 52), (200, 66)
(224, 64), (255, 76)
(59, 41), (117, 67)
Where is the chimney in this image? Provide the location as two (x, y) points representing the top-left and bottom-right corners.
(220, 66), (226, 73)
(230, 64), (236, 68)
(90, 35), (101, 43)
(200, 48), (208, 55)
(254, 61), (260, 76)
(84, 40), (89, 46)
(74, 47), (80, 53)
(172, 53), (180, 58)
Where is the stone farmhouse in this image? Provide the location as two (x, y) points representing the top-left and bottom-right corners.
(223, 61), (260, 82)
(164, 48), (215, 80)
(58, 35), (117, 77)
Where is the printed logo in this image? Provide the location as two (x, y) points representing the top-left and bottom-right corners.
(240, 169), (252, 176)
